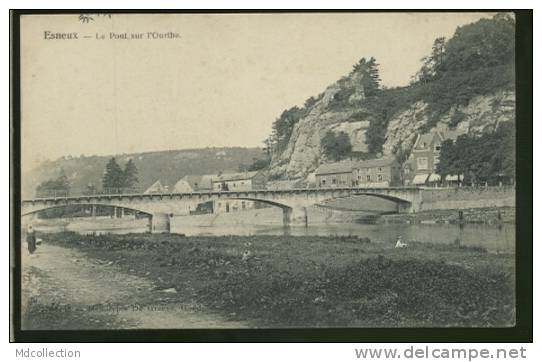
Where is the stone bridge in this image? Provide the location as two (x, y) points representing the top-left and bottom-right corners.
(21, 187), (424, 233)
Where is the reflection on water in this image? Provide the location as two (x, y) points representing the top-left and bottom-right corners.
(34, 218), (515, 253)
(175, 223), (515, 252)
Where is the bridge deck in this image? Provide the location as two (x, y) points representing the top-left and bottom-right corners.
(22, 186), (423, 203)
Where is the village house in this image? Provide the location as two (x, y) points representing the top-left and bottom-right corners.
(173, 174), (214, 193)
(314, 160), (354, 188)
(213, 199), (268, 214)
(403, 129), (464, 185)
(211, 171), (267, 192)
(266, 179), (304, 190)
(353, 157), (401, 187)
(209, 171), (267, 213)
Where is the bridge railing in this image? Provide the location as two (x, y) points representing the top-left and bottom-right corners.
(24, 185), (421, 202)
(23, 185), (514, 203)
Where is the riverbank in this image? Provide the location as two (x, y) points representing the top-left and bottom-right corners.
(26, 232), (515, 328)
(21, 242), (247, 330)
(380, 206), (515, 225)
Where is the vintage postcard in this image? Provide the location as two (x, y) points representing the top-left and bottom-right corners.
(12, 11), (529, 340)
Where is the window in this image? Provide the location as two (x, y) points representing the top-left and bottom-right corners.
(378, 167), (382, 171)
(422, 142), (427, 148)
(358, 175), (361, 180)
(417, 157), (429, 170)
(241, 201), (246, 209)
(332, 178), (337, 184)
(366, 175), (371, 181)
(435, 145), (441, 152)
(378, 174), (383, 181)
(321, 180), (326, 185)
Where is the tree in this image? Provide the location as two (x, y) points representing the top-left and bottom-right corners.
(352, 57), (381, 97)
(55, 169), (70, 192)
(102, 157), (124, 192)
(248, 156), (271, 171)
(365, 57), (381, 94)
(492, 121), (515, 183)
(269, 106), (307, 153)
(84, 182), (97, 195)
(321, 131), (352, 161)
(304, 96), (318, 109)
(414, 37), (447, 83)
(122, 159), (139, 190)
(440, 14), (514, 73)
(35, 169), (71, 197)
(435, 139), (459, 181)
(436, 122), (515, 185)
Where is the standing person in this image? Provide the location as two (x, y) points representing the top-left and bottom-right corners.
(27, 225), (36, 255)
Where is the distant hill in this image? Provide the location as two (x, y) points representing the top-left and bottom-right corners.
(22, 147), (265, 198)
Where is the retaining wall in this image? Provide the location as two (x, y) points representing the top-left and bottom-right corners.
(420, 186), (515, 211)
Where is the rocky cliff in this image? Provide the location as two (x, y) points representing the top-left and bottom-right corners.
(269, 75), (515, 182)
(268, 14), (515, 182)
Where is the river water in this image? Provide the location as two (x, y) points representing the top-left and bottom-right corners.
(32, 217), (515, 253)
(176, 223), (515, 252)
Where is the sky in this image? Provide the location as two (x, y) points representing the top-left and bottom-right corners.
(20, 12), (495, 171)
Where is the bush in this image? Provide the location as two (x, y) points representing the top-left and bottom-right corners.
(321, 131), (353, 161)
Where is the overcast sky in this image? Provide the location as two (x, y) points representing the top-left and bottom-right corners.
(21, 12), (495, 171)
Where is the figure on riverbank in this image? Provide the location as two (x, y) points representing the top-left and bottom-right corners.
(395, 235), (407, 248)
(27, 225), (36, 254)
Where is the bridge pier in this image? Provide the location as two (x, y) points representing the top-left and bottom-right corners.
(282, 206), (308, 228)
(397, 202), (412, 213)
(406, 192), (423, 213)
(150, 213), (171, 233)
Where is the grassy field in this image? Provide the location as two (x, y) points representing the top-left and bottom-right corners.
(36, 232), (515, 328)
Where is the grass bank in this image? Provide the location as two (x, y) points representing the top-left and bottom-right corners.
(37, 232), (515, 328)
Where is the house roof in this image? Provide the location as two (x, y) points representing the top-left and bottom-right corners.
(175, 174), (214, 191)
(213, 171), (261, 182)
(144, 180), (166, 193)
(412, 174), (429, 185)
(414, 129), (467, 150)
(266, 179), (303, 190)
(315, 160), (353, 175)
(354, 157), (397, 169)
(441, 129), (465, 141)
(413, 132), (441, 150)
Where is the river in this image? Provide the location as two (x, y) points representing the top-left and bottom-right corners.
(31, 217), (515, 253)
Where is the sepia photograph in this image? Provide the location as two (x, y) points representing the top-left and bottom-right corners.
(10, 10), (532, 342)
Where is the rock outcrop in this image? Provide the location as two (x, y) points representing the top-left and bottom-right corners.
(269, 83), (515, 181)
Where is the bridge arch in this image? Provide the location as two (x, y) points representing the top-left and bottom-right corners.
(21, 203), (153, 218)
(352, 192), (411, 204)
(210, 196), (292, 210)
(203, 196), (305, 227)
(321, 192), (413, 213)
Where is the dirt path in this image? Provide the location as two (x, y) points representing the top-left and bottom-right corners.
(21, 242), (247, 329)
